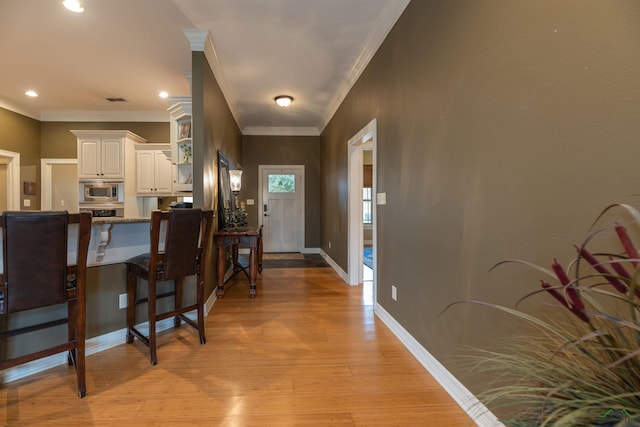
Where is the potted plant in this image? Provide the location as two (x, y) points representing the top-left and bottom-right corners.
(445, 204), (640, 426)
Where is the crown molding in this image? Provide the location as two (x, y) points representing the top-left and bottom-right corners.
(0, 99), (40, 121)
(39, 110), (170, 122)
(319, 0), (410, 132)
(242, 126), (320, 137)
(183, 29), (244, 131)
(183, 29), (209, 51)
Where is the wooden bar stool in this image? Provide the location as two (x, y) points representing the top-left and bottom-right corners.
(0, 211), (92, 397)
(125, 209), (213, 365)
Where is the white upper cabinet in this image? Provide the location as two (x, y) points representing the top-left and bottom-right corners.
(135, 148), (172, 195)
(73, 130), (146, 180)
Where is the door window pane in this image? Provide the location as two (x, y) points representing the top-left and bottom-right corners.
(268, 174), (295, 193)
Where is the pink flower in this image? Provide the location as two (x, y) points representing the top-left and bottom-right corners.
(577, 247), (628, 294)
(551, 259), (585, 310)
(541, 280), (589, 323)
(615, 224), (639, 267)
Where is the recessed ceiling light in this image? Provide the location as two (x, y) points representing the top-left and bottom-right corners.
(274, 95), (293, 108)
(25, 90), (38, 97)
(63, 0), (84, 13)
(159, 91), (169, 99)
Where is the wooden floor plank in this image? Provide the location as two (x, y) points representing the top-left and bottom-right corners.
(0, 267), (475, 426)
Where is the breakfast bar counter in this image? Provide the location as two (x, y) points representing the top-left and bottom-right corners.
(88, 217), (151, 266)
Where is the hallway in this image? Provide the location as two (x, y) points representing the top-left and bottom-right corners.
(0, 267), (475, 426)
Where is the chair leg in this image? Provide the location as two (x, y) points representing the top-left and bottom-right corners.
(75, 290), (87, 398)
(65, 298), (85, 397)
(174, 277), (183, 328)
(67, 298), (77, 366)
(148, 278), (157, 365)
(126, 271), (136, 344)
(197, 274), (206, 345)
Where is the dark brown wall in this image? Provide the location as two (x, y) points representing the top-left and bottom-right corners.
(321, 0), (640, 399)
(192, 51), (242, 298)
(242, 135), (321, 248)
(41, 121), (169, 158)
(0, 108), (40, 156)
(0, 107), (42, 207)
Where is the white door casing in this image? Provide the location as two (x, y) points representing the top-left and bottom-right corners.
(348, 119), (377, 287)
(41, 159), (78, 210)
(0, 150), (20, 211)
(258, 165), (304, 253)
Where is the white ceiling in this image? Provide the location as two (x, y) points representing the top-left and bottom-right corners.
(0, 0), (409, 135)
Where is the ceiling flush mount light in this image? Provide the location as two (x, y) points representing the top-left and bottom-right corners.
(63, 0), (84, 13)
(274, 95), (293, 108)
(25, 90), (38, 97)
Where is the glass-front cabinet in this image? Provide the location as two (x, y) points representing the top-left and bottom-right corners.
(168, 97), (192, 193)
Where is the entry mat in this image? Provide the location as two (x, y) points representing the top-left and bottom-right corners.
(262, 253), (305, 260)
(257, 253), (329, 268)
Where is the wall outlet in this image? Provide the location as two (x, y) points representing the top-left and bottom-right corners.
(118, 293), (127, 309)
(392, 285), (397, 301)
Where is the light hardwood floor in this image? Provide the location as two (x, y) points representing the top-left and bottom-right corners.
(0, 266), (476, 426)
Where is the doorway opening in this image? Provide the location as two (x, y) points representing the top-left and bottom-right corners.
(41, 159), (78, 210)
(348, 119), (377, 305)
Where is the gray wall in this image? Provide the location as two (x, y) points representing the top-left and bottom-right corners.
(242, 135), (321, 248)
(321, 0), (640, 400)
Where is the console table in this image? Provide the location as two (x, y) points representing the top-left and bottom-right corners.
(213, 226), (263, 298)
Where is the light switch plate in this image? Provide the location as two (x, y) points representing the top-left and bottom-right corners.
(119, 293), (127, 309)
(376, 192), (387, 205)
(23, 199), (30, 207)
(246, 199), (255, 205)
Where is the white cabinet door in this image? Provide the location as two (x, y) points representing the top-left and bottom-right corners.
(101, 138), (124, 179)
(136, 150), (173, 195)
(78, 139), (101, 178)
(136, 151), (155, 194)
(154, 151), (173, 194)
(78, 137), (123, 179)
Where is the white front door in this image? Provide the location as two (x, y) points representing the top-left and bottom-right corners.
(259, 165), (304, 253)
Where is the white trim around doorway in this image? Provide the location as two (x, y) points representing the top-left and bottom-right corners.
(347, 118), (377, 287)
(0, 149), (21, 211)
(40, 158), (78, 210)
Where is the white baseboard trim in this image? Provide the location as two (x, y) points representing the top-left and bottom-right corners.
(319, 249), (349, 283)
(1, 309), (206, 385)
(301, 247), (320, 254)
(374, 303), (504, 427)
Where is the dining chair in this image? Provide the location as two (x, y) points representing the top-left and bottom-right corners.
(0, 211), (92, 397)
(125, 208), (213, 365)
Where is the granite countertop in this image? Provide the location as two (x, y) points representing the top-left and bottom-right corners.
(91, 217), (150, 224)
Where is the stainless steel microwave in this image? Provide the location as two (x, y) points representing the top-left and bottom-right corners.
(80, 181), (123, 203)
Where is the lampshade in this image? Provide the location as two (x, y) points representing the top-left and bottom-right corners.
(274, 95), (293, 107)
(229, 170), (242, 192)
